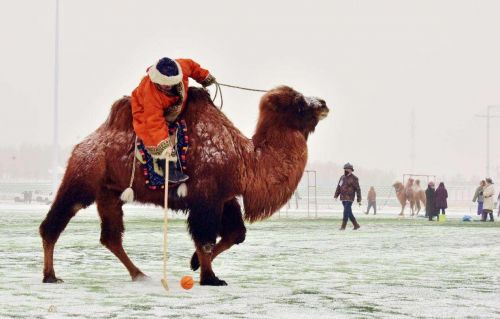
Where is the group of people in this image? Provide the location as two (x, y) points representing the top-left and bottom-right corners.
(333, 163), (498, 228)
(424, 182), (449, 221)
(472, 178), (498, 222)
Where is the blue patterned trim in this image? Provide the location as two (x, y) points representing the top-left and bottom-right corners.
(136, 120), (189, 190)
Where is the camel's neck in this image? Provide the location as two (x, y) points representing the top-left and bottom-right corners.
(241, 124), (308, 222)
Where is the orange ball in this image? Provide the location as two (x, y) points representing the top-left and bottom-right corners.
(180, 275), (194, 290)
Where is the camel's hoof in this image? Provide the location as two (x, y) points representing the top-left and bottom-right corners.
(200, 276), (227, 286)
(132, 272), (149, 282)
(190, 252), (200, 271)
(43, 276), (64, 283)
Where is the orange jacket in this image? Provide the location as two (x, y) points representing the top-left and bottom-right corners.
(131, 58), (210, 154)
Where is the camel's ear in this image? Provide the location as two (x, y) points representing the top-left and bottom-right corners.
(263, 92), (281, 112)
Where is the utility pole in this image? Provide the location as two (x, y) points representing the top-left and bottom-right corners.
(52, 0), (60, 195)
(475, 105), (500, 177)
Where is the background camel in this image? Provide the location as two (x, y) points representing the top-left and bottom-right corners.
(39, 86), (329, 286)
(412, 179), (427, 215)
(393, 180), (416, 216)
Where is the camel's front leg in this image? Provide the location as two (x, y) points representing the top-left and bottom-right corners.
(399, 203), (406, 216)
(187, 203), (227, 286)
(191, 198), (246, 271)
(194, 243), (227, 286)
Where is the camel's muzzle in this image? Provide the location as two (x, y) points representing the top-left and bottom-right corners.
(317, 106), (329, 120)
(306, 97), (329, 120)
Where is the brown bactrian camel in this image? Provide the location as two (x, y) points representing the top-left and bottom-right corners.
(392, 179), (416, 216)
(39, 86), (329, 286)
(412, 179), (427, 215)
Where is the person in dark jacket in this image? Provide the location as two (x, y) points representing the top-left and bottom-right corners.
(435, 182), (448, 215)
(425, 182), (438, 221)
(334, 163), (362, 230)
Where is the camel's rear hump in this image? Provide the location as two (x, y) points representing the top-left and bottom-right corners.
(103, 96), (134, 132)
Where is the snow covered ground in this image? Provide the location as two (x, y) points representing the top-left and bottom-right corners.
(1, 203), (499, 318)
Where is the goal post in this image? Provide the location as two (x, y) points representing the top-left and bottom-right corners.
(403, 174), (437, 186)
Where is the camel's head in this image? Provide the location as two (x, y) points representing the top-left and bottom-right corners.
(393, 181), (403, 191)
(406, 178), (414, 187)
(259, 86), (329, 138)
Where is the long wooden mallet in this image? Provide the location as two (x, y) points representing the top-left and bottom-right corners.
(161, 152), (170, 291)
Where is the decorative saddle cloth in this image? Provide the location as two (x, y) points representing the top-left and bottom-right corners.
(135, 120), (189, 190)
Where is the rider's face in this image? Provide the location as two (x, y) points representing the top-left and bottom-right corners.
(156, 84), (176, 95)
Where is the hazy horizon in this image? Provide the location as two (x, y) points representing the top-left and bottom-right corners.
(1, 0), (499, 181)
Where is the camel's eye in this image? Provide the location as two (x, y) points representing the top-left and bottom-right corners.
(293, 95), (306, 114)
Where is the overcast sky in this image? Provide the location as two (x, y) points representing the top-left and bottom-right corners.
(0, 0), (499, 180)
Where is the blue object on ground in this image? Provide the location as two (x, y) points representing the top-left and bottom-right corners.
(462, 215), (472, 222)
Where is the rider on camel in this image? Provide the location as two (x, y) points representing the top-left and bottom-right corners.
(131, 57), (216, 183)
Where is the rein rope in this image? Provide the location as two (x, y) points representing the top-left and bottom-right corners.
(211, 82), (268, 109)
(218, 82), (268, 92)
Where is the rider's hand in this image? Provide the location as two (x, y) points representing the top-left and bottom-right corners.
(201, 74), (216, 87)
(150, 140), (172, 160)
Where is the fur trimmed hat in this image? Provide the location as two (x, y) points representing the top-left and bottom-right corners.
(148, 57), (183, 86)
(343, 163), (354, 171)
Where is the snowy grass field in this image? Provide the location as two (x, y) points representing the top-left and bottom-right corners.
(1, 204), (499, 318)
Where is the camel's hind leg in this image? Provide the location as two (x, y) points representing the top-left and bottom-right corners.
(415, 201), (421, 215)
(39, 183), (95, 283)
(190, 198), (246, 271)
(96, 190), (145, 281)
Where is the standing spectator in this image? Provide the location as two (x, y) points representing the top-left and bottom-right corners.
(472, 180), (485, 216)
(22, 191), (29, 203)
(365, 186), (377, 215)
(482, 178), (495, 222)
(334, 163), (361, 230)
(435, 182), (448, 215)
(426, 182), (438, 221)
(497, 192), (500, 217)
